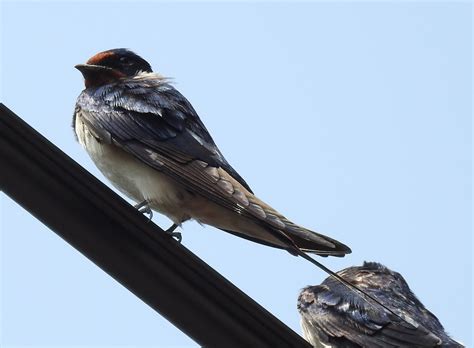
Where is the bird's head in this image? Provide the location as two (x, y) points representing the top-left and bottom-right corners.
(75, 48), (153, 88)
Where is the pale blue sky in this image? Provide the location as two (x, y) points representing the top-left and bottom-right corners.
(1, 1), (471, 347)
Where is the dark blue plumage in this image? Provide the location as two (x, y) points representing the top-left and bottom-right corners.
(75, 68), (252, 193)
(73, 48), (352, 255)
(297, 262), (463, 347)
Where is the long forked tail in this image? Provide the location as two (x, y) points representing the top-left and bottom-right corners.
(246, 193), (352, 256)
(281, 222), (352, 256)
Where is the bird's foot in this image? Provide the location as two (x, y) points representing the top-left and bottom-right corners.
(134, 200), (153, 221)
(166, 223), (182, 243)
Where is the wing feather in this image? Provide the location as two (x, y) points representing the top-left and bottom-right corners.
(298, 285), (442, 347)
(75, 76), (351, 255)
(76, 79), (253, 192)
(297, 263), (455, 347)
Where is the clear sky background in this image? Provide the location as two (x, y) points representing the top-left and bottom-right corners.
(1, 1), (471, 347)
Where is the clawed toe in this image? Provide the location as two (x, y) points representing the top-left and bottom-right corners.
(133, 204), (182, 242)
(168, 231), (182, 243)
(166, 223), (182, 242)
(134, 200), (153, 221)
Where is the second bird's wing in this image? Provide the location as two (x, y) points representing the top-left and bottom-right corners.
(298, 273), (442, 348)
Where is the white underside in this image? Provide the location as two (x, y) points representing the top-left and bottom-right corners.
(75, 115), (191, 223)
(74, 113), (286, 247)
(301, 319), (331, 348)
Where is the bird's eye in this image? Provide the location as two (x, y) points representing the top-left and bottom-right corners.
(119, 57), (132, 65)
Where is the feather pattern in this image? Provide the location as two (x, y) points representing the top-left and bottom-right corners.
(74, 72), (351, 255)
(297, 262), (464, 347)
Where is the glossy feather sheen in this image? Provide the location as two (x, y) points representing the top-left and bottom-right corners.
(74, 71), (351, 255)
(297, 262), (463, 347)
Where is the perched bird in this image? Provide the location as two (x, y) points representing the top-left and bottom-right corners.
(73, 48), (351, 257)
(297, 262), (463, 348)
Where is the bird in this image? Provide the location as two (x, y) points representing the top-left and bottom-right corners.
(297, 262), (464, 348)
(73, 48), (352, 258)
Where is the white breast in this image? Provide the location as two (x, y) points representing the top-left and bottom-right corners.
(301, 319), (332, 348)
(74, 113), (191, 224)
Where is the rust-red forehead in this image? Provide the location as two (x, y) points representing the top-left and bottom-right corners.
(86, 51), (115, 65)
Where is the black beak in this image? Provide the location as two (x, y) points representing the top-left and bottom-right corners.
(75, 64), (113, 77)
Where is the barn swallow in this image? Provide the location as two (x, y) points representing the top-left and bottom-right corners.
(73, 48), (351, 257)
(298, 262), (463, 347)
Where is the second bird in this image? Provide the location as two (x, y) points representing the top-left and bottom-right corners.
(73, 48), (351, 257)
